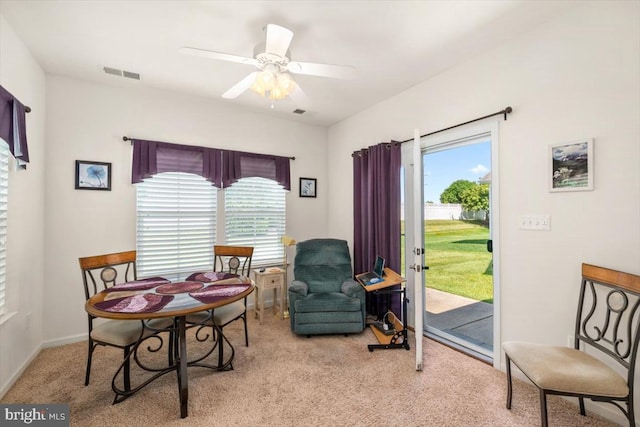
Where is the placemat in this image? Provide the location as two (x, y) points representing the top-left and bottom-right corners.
(94, 293), (174, 313)
(185, 272), (239, 283)
(105, 277), (171, 292)
(188, 284), (251, 304)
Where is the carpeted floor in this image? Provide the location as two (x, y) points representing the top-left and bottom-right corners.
(1, 310), (618, 426)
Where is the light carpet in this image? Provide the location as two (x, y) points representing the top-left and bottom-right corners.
(1, 310), (618, 426)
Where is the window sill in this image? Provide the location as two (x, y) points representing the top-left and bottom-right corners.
(0, 311), (17, 329)
(252, 261), (286, 270)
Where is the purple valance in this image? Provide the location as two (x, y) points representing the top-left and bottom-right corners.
(222, 150), (291, 190)
(132, 139), (222, 187)
(131, 140), (291, 190)
(0, 85), (29, 167)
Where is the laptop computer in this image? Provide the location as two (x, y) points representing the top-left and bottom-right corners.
(358, 256), (386, 285)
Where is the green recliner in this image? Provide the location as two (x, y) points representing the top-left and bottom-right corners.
(288, 238), (366, 336)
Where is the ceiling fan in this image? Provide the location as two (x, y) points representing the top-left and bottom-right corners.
(179, 24), (356, 105)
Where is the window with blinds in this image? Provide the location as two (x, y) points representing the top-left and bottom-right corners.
(0, 144), (9, 317)
(136, 172), (217, 279)
(225, 177), (285, 266)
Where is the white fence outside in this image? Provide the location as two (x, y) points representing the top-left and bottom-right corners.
(424, 203), (486, 220)
(399, 203), (486, 221)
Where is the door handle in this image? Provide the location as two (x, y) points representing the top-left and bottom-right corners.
(409, 264), (421, 272)
(487, 239), (493, 253)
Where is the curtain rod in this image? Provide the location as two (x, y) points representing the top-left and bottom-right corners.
(400, 106), (512, 143)
(25, 106), (31, 113)
(122, 136), (296, 160)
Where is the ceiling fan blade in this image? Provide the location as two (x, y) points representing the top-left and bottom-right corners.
(286, 61), (356, 80)
(265, 24), (293, 57)
(179, 47), (257, 66)
(222, 72), (258, 99)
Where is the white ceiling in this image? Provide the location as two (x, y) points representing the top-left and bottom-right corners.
(0, 0), (575, 127)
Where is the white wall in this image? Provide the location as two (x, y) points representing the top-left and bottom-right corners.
(327, 1), (639, 423)
(0, 16), (46, 395)
(1, 1), (639, 421)
(42, 76), (329, 345)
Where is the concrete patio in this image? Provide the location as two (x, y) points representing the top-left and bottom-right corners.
(426, 288), (493, 352)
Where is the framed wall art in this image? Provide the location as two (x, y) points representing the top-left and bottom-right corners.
(549, 139), (594, 192)
(299, 177), (317, 198)
(75, 160), (112, 191)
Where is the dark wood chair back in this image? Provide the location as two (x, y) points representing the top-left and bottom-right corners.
(577, 263), (640, 383)
(213, 245), (253, 276)
(79, 250), (137, 301)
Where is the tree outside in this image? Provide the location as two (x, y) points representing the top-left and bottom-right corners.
(440, 179), (489, 222)
(440, 179), (475, 204)
(460, 183), (489, 221)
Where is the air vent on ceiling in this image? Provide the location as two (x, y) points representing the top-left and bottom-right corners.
(103, 67), (121, 76)
(103, 67), (141, 80)
(122, 71), (140, 80)
(293, 109), (306, 115)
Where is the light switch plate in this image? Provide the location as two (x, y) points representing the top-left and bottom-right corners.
(519, 215), (551, 231)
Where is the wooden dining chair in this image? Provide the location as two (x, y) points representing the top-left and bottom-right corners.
(79, 250), (171, 389)
(503, 263), (640, 427)
(186, 245), (254, 346)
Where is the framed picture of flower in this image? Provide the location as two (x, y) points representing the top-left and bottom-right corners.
(299, 177), (317, 198)
(75, 160), (112, 191)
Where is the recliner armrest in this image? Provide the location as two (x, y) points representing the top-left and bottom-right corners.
(341, 279), (364, 297)
(289, 280), (308, 297)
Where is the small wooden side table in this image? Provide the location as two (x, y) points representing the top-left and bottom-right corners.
(253, 268), (285, 324)
(356, 267), (410, 351)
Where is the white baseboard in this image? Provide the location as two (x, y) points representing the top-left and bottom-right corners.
(42, 332), (87, 348)
(581, 399), (631, 426)
(1, 333), (88, 398)
(0, 343), (41, 399)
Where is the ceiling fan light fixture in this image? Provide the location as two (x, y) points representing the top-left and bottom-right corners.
(250, 71), (269, 96)
(250, 70), (296, 101)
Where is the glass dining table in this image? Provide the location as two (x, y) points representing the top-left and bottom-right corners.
(85, 272), (254, 418)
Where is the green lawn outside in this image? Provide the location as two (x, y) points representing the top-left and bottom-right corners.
(400, 219), (493, 304)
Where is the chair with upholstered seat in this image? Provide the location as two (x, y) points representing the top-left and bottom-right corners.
(79, 250), (172, 388)
(186, 245), (253, 346)
(503, 263), (640, 427)
(288, 238), (366, 336)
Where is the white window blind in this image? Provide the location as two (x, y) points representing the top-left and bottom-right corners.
(136, 172), (217, 278)
(0, 144), (9, 317)
(225, 177), (285, 266)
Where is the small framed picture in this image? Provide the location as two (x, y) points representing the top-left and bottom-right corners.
(549, 139), (594, 192)
(75, 160), (112, 191)
(299, 177), (317, 198)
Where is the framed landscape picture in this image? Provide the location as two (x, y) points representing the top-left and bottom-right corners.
(299, 177), (317, 198)
(75, 160), (112, 191)
(549, 139), (593, 192)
